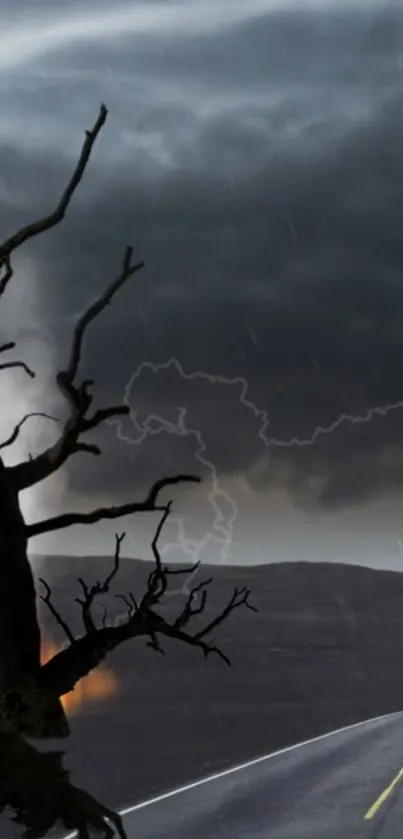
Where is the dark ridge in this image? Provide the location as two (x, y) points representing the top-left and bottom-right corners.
(32, 556), (403, 811)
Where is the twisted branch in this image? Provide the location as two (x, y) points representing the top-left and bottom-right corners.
(0, 105), (107, 269)
(10, 245), (144, 493)
(26, 474), (200, 537)
(75, 533), (125, 634)
(38, 503), (256, 699)
(0, 412), (59, 451)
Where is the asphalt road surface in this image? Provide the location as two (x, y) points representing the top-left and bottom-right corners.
(114, 711), (403, 839)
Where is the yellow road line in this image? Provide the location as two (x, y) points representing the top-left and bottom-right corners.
(364, 768), (403, 820)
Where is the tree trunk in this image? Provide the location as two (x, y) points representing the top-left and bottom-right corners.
(0, 458), (68, 738)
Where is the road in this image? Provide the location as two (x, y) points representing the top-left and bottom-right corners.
(117, 711), (403, 839)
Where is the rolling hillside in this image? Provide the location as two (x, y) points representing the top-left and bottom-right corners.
(32, 556), (403, 809)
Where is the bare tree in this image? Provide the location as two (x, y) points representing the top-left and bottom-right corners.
(0, 105), (256, 836)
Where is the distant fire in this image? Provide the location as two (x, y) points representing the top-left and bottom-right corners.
(41, 642), (119, 715)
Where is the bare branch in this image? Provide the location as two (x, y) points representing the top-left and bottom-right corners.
(121, 520), (257, 666)
(0, 255), (13, 300)
(0, 340), (15, 355)
(0, 332), (36, 384)
(0, 412), (59, 451)
(0, 105), (142, 495)
(72, 441), (101, 456)
(0, 105), (107, 268)
(65, 245), (144, 384)
(172, 578), (213, 630)
(115, 592), (138, 621)
(39, 581), (249, 697)
(193, 585), (258, 642)
(81, 405), (129, 432)
(139, 503), (172, 610)
(139, 522), (257, 665)
(9, 246), (144, 493)
(37, 508), (256, 699)
(0, 359), (35, 378)
(100, 602), (109, 629)
(75, 533), (125, 633)
(26, 474), (201, 538)
(39, 578), (75, 645)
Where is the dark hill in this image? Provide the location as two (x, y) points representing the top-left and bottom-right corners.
(31, 556), (403, 810)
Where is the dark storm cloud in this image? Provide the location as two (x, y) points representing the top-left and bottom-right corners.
(1, 0), (403, 513)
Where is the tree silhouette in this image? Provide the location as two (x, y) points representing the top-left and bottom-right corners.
(0, 105), (256, 838)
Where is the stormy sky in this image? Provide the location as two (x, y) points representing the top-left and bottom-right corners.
(0, 0), (403, 568)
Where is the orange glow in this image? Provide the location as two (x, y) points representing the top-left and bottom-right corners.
(41, 642), (119, 715)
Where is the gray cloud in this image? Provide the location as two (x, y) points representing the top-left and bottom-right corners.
(1, 0), (403, 561)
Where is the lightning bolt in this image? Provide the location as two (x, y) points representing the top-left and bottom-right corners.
(107, 358), (270, 572)
(108, 358), (403, 598)
(261, 401), (403, 448)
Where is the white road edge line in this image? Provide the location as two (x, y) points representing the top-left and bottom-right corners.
(63, 709), (402, 837)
